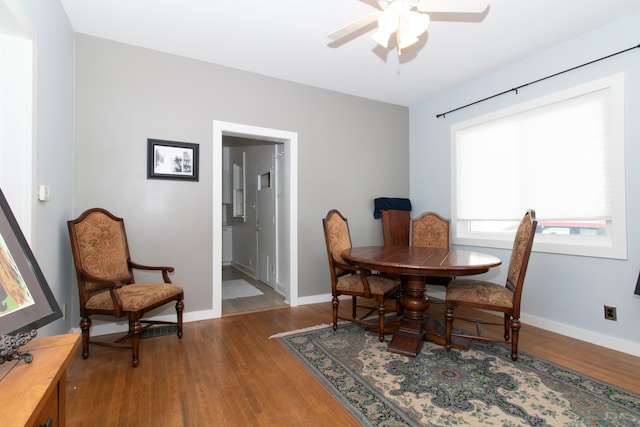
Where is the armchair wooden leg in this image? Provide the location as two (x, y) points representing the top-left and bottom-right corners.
(510, 318), (521, 361)
(130, 318), (142, 368)
(80, 317), (91, 359)
(332, 296), (339, 331)
(176, 299), (184, 339)
(503, 313), (510, 341)
(444, 307), (454, 352)
(351, 296), (357, 319)
(377, 300), (386, 342)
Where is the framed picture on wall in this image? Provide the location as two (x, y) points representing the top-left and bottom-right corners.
(0, 188), (62, 336)
(147, 138), (199, 181)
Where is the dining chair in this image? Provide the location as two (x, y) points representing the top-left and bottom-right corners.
(444, 209), (537, 361)
(381, 209), (411, 246)
(410, 211), (450, 249)
(411, 211), (452, 295)
(322, 209), (402, 341)
(67, 208), (184, 367)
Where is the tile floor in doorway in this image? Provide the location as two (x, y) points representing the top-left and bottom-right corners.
(222, 266), (287, 314)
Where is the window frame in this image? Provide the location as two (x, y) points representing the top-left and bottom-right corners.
(0, 28), (35, 244)
(450, 73), (627, 259)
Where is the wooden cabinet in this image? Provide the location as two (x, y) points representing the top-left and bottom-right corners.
(0, 333), (80, 427)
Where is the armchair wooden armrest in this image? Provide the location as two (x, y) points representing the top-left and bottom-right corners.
(78, 270), (127, 317)
(333, 260), (374, 297)
(79, 270), (129, 287)
(128, 260), (175, 283)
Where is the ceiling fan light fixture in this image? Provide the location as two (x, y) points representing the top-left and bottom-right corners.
(329, 0), (490, 55)
(372, 28), (393, 48)
(396, 30), (419, 54)
(377, 8), (400, 33)
(375, 1), (430, 54)
(407, 11), (430, 36)
(372, 8), (399, 48)
(371, 30), (391, 49)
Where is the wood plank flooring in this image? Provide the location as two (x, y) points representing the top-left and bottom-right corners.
(65, 300), (640, 426)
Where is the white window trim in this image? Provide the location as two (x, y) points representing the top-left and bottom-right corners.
(451, 73), (627, 259)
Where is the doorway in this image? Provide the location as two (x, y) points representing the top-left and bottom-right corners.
(221, 140), (281, 314)
(221, 266), (286, 314)
(212, 121), (298, 318)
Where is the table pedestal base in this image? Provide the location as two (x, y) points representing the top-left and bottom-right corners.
(387, 317), (471, 357)
(387, 317), (425, 357)
(364, 324), (398, 335)
(387, 276), (470, 357)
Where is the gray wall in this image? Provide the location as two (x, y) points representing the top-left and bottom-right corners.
(73, 35), (410, 322)
(410, 12), (640, 354)
(9, 0), (75, 336)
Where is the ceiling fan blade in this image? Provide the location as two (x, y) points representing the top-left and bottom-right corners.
(327, 12), (381, 41)
(417, 0), (489, 14)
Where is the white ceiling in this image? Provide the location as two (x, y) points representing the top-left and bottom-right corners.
(59, 0), (640, 106)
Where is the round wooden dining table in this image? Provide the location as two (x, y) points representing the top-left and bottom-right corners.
(342, 246), (502, 357)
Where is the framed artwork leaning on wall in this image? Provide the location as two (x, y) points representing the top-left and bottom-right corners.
(0, 188), (61, 338)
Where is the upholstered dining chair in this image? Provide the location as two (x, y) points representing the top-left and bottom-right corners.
(411, 211), (452, 291)
(322, 209), (402, 341)
(67, 208), (184, 367)
(444, 209), (537, 361)
(381, 209), (411, 246)
(410, 211), (450, 249)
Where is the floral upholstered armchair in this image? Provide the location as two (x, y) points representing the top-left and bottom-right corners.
(67, 208), (184, 367)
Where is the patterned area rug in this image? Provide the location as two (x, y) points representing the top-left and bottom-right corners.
(277, 323), (640, 426)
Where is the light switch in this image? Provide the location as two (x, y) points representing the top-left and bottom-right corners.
(38, 185), (50, 201)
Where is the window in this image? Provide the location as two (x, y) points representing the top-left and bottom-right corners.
(232, 153), (246, 220)
(0, 29), (34, 243)
(451, 74), (626, 259)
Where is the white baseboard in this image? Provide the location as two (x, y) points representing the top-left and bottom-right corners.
(296, 293), (333, 306)
(231, 261), (255, 278)
(71, 309), (216, 337)
(521, 312), (640, 357)
(73, 295), (640, 357)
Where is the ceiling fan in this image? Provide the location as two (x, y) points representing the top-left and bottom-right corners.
(328, 0), (490, 55)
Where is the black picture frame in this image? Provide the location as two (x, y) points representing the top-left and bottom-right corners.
(147, 138), (199, 181)
(0, 188), (62, 335)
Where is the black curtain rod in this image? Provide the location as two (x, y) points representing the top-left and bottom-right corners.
(436, 44), (640, 119)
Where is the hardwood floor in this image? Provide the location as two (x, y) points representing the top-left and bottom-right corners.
(222, 266), (287, 315)
(65, 300), (640, 426)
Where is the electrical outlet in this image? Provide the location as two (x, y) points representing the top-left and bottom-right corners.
(604, 305), (617, 321)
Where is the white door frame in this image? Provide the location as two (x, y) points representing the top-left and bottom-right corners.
(212, 121), (298, 318)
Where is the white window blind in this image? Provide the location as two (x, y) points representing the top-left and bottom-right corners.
(455, 89), (609, 221)
(451, 74), (626, 259)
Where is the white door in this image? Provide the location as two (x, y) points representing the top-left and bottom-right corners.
(256, 145), (276, 288)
